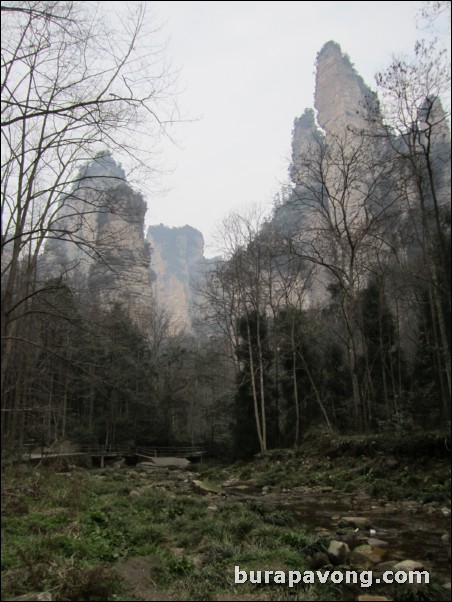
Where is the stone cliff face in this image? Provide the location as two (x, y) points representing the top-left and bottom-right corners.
(290, 108), (322, 184)
(288, 42), (393, 307)
(292, 41), (378, 168)
(147, 225), (206, 331)
(288, 40), (450, 312)
(314, 41), (377, 133)
(40, 154), (210, 332)
(40, 153), (153, 325)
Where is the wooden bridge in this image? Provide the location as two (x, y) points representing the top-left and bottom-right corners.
(23, 444), (207, 465)
(134, 446), (206, 460)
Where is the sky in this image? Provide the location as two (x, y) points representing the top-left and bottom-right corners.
(141, 1), (450, 256)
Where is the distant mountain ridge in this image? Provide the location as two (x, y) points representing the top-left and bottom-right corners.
(39, 41), (450, 333)
(39, 153), (154, 327)
(147, 224), (209, 331)
(39, 154), (209, 331)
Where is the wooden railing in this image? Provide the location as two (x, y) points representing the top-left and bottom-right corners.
(77, 444), (124, 454)
(135, 446), (157, 458)
(23, 444), (206, 459)
(135, 446), (206, 458)
(27, 444), (124, 456)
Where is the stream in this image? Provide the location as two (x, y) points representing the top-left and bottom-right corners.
(220, 481), (451, 583)
(114, 459), (451, 597)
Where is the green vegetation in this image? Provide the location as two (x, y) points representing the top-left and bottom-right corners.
(2, 430), (449, 601)
(198, 430), (451, 503)
(1, 466), (336, 601)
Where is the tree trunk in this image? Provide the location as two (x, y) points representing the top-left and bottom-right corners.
(246, 319), (265, 452)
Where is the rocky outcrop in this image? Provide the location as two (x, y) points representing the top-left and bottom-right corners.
(292, 41), (378, 169)
(39, 155), (211, 332)
(315, 41), (377, 134)
(147, 225), (207, 331)
(290, 108), (322, 184)
(40, 153), (153, 326)
(287, 42), (394, 309)
(288, 41), (380, 308)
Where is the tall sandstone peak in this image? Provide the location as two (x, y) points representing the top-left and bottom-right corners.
(289, 41), (390, 307)
(147, 225), (206, 331)
(291, 41), (379, 177)
(40, 153), (153, 326)
(314, 40), (377, 133)
(288, 40), (450, 313)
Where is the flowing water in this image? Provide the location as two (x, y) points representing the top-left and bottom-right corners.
(223, 483), (451, 581)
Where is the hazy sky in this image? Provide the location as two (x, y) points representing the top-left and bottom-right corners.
(143, 1), (449, 256)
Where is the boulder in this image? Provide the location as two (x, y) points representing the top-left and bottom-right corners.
(143, 457), (191, 469)
(192, 480), (222, 495)
(309, 551), (330, 569)
(393, 559), (425, 572)
(373, 560), (398, 573)
(327, 540), (350, 565)
(138, 461), (159, 469)
(339, 516), (371, 529)
(367, 537), (389, 548)
(350, 545), (386, 569)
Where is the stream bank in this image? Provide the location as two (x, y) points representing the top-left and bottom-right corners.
(2, 431), (450, 601)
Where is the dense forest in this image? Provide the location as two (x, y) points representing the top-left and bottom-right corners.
(1, 1), (451, 460)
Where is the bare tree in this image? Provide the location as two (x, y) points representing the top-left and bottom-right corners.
(202, 208), (272, 453)
(376, 39), (451, 409)
(289, 127), (403, 430)
(1, 1), (178, 428)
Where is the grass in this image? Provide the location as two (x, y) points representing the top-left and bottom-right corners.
(197, 430), (450, 503)
(2, 432), (450, 600)
(1, 465), (335, 601)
